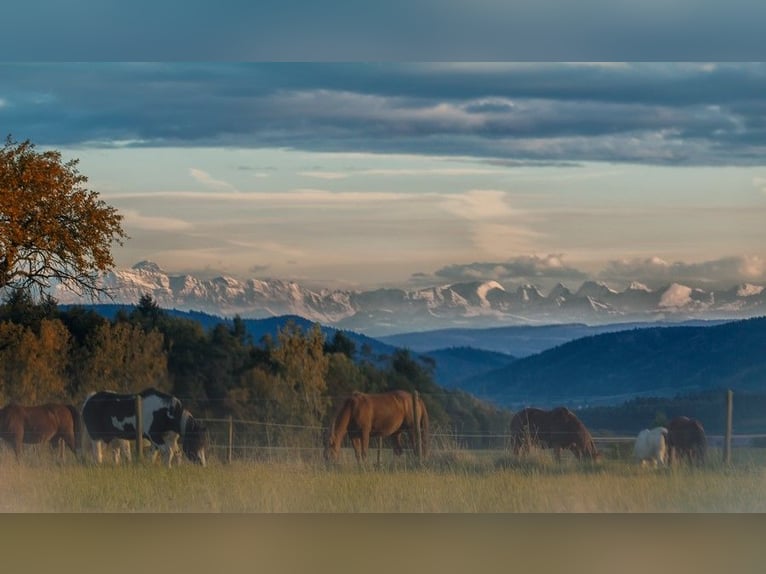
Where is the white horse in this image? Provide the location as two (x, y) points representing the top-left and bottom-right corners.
(633, 427), (668, 467)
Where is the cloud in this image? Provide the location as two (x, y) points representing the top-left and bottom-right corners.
(3, 1), (766, 62)
(440, 189), (517, 220)
(5, 63), (766, 166)
(121, 209), (193, 232)
(439, 189), (543, 255)
(600, 255), (766, 286)
(109, 188), (410, 206)
(434, 254), (588, 283)
(249, 264), (271, 274)
(357, 167), (503, 176)
(299, 171), (349, 180)
(430, 254), (766, 288)
(189, 168), (239, 192)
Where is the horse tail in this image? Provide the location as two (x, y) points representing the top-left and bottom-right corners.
(326, 396), (353, 457)
(66, 403), (83, 459)
(418, 397), (429, 458)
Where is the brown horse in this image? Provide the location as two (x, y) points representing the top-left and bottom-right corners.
(510, 406), (600, 462)
(0, 402), (81, 461)
(666, 416), (706, 465)
(324, 390), (429, 463)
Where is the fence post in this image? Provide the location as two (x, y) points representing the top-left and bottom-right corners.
(227, 415), (234, 464)
(412, 391), (423, 461)
(135, 395), (143, 463)
(723, 389), (733, 465)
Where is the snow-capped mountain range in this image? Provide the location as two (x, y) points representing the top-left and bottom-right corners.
(52, 261), (766, 336)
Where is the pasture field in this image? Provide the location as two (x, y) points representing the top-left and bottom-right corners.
(1, 445), (766, 512)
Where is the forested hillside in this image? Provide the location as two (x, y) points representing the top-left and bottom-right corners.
(463, 316), (766, 408)
(0, 293), (512, 440)
(576, 390), (766, 435)
(421, 347), (516, 388)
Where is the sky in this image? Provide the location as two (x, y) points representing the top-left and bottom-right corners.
(3, 62), (766, 291)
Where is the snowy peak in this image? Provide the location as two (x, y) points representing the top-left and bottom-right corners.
(516, 284), (544, 302)
(575, 281), (618, 299)
(627, 281), (652, 292)
(132, 260), (164, 274)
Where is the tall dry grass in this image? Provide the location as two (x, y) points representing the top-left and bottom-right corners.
(2, 443), (765, 512)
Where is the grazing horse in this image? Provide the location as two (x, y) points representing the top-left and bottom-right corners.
(633, 427), (668, 467)
(324, 390), (429, 463)
(0, 403), (81, 461)
(510, 406), (600, 462)
(81, 388), (208, 467)
(666, 416), (706, 465)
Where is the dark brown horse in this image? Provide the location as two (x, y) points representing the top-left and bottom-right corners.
(324, 390), (429, 463)
(666, 416), (706, 465)
(510, 406), (600, 462)
(0, 402), (81, 461)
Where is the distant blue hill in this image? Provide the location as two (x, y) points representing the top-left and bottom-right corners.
(62, 304), (399, 360)
(380, 319), (733, 357)
(421, 347), (516, 389)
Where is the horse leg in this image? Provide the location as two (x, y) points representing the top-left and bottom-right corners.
(92, 440), (104, 465)
(554, 446), (562, 463)
(121, 440), (132, 464)
(159, 444), (174, 468)
(13, 432), (24, 462)
(361, 429), (371, 463)
(351, 436), (363, 463)
(62, 430), (77, 457)
(391, 433), (404, 456)
(48, 435), (65, 463)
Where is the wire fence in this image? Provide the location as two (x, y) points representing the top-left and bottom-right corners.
(196, 414), (766, 465)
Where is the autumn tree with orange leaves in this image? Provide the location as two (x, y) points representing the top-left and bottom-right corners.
(0, 136), (127, 300)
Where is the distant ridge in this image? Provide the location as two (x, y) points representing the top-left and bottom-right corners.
(458, 316), (766, 409)
(379, 319), (732, 357)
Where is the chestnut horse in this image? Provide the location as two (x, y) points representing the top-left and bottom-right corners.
(510, 406), (600, 462)
(324, 390), (429, 463)
(0, 402), (81, 461)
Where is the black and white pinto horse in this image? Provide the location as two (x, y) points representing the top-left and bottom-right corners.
(81, 388), (208, 467)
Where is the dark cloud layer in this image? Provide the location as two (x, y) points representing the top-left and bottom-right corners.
(4, 63), (766, 166)
(3, 1), (766, 60)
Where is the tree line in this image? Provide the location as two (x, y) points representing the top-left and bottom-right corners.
(0, 292), (512, 445)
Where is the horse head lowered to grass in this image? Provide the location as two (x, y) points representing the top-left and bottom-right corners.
(324, 390), (429, 464)
(510, 406), (600, 462)
(0, 402), (81, 461)
(666, 416), (706, 466)
(81, 387), (208, 467)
